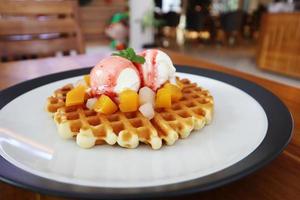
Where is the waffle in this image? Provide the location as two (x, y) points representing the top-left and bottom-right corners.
(46, 84), (73, 115)
(46, 78), (214, 149)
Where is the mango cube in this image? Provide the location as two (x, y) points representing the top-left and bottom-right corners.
(93, 95), (118, 114)
(119, 90), (139, 112)
(164, 83), (183, 102)
(84, 75), (90, 86)
(155, 87), (172, 108)
(65, 85), (86, 107)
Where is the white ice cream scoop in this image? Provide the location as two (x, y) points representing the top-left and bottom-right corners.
(90, 56), (141, 97)
(137, 49), (176, 91)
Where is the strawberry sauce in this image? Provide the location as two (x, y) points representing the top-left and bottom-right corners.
(137, 49), (159, 91)
(90, 56), (140, 96)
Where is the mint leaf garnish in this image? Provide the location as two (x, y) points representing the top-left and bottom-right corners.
(131, 56), (145, 63)
(112, 48), (145, 64)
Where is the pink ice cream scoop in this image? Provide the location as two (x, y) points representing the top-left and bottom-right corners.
(90, 56), (141, 96)
(137, 49), (176, 91)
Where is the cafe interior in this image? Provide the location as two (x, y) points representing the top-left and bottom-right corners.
(0, 0), (300, 199)
(0, 0), (299, 87)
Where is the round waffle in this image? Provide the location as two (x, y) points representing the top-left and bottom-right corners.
(46, 78), (214, 149)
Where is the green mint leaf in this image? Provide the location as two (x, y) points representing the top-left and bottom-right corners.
(119, 51), (126, 56)
(112, 48), (145, 64)
(131, 55), (145, 64)
(112, 52), (121, 56)
(127, 48), (135, 59)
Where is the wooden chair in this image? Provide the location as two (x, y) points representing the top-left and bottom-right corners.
(0, 0), (85, 62)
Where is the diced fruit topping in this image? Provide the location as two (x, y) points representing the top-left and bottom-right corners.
(84, 75), (91, 86)
(119, 89), (139, 112)
(65, 85), (86, 107)
(139, 103), (155, 119)
(75, 80), (83, 86)
(75, 79), (88, 88)
(163, 83), (183, 102)
(176, 78), (184, 90)
(155, 87), (172, 108)
(139, 86), (155, 106)
(86, 98), (98, 110)
(169, 76), (178, 86)
(93, 95), (118, 114)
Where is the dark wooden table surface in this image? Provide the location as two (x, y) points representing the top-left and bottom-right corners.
(0, 49), (299, 200)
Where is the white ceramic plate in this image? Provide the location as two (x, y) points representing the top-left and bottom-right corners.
(0, 66), (293, 199)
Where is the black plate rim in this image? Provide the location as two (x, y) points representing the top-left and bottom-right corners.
(0, 65), (293, 199)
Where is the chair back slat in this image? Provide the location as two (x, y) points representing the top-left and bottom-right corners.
(0, 18), (77, 35)
(0, 0), (85, 61)
(0, 37), (79, 56)
(0, 0), (74, 15)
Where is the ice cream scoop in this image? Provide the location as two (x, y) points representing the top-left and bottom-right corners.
(137, 49), (176, 91)
(90, 56), (141, 96)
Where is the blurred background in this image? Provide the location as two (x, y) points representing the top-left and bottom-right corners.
(0, 0), (299, 87)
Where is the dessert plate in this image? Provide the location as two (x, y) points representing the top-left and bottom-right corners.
(0, 66), (293, 199)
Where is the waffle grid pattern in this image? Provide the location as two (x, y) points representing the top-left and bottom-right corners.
(46, 78), (214, 149)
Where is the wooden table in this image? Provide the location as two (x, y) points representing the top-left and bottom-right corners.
(1, 50), (300, 200)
